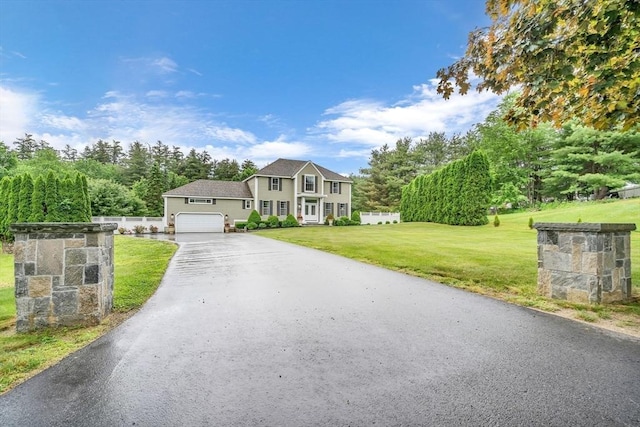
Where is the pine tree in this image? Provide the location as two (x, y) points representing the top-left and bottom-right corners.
(145, 162), (167, 216)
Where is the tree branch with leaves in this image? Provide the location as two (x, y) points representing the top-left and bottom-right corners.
(437, 0), (640, 130)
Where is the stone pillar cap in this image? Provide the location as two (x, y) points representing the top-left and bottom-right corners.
(533, 222), (637, 232)
(10, 222), (118, 233)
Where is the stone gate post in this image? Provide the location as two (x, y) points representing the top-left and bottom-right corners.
(533, 223), (636, 304)
(10, 223), (117, 332)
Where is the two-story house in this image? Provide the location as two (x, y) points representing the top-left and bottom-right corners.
(162, 158), (352, 232)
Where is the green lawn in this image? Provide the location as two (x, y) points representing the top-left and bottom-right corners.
(0, 236), (177, 393)
(259, 199), (640, 309)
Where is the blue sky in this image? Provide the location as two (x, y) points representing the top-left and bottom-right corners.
(0, 0), (501, 175)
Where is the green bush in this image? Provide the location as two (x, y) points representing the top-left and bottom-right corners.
(258, 222), (267, 229)
(493, 215), (500, 227)
(235, 221), (248, 229)
(266, 215), (279, 228)
(528, 217), (534, 229)
(392, 220), (398, 224)
(385, 220), (390, 224)
(378, 221), (383, 225)
(351, 211), (361, 224)
(247, 209), (262, 224)
(282, 214), (299, 228)
(247, 222), (258, 230)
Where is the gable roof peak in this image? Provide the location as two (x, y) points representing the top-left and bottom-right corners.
(254, 158), (351, 182)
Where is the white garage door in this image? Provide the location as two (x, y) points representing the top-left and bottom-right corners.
(175, 213), (224, 233)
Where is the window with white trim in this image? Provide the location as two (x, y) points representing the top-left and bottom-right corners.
(324, 202), (333, 216)
(338, 203), (347, 217)
(244, 200), (251, 209)
(188, 198), (214, 204)
(331, 182), (340, 194)
(278, 201), (288, 216)
(261, 200), (271, 216)
(304, 175), (315, 192)
(270, 177), (281, 191)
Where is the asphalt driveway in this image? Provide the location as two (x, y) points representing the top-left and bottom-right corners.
(1, 233), (639, 426)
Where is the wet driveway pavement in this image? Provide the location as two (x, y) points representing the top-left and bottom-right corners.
(1, 233), (639, 426)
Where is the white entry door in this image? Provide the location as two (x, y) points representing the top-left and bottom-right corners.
(304, 201), (318, 223)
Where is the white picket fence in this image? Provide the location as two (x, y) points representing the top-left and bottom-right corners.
(91, 216), (165, 233)
(359, 212), (401, 225)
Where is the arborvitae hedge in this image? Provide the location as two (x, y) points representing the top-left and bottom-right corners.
(0, 172), (92, 242)
(400, 151), (491, 226)
(29, 176), (46, 222)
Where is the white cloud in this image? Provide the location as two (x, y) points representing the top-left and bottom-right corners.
(40, 113), (87, 132)
(204, 126), (257, 144)
(314, 78), (501, 148)
(246, 136), (313, 165)
(0, 87), (266, 157)
(153, 57), (178, 74)
(0, 86), (38, 143)
(121, 56), (179, 76)
(146, 90), (168, 98)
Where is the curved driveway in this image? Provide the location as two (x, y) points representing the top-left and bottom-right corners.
(1, 234), (639, 426)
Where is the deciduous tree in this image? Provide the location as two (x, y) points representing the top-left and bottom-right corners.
(437, 0), (640, 130)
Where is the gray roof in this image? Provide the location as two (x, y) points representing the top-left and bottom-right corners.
(163, 180), (253, 199)
(254, 158), (351, 182)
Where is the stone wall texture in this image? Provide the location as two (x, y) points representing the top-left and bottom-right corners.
(10, 223), (117, 332)
(534, 223), (636, 304)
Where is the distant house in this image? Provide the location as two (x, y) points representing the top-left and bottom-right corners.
(609, 183), (640, 200)
(162, 159), (352, 232)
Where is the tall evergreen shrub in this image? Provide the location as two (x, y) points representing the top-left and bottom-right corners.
(17, 174), (33, 222)
(29, 176), (46, 222)
(400, 150), (491, 226)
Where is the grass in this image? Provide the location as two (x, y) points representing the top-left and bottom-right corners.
(0, 236), (177, 394)
(258, 198), (640, 316)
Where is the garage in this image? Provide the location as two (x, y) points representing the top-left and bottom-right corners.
(175, 213), (224, 233)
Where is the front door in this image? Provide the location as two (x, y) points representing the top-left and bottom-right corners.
(304, 200), (318, 223)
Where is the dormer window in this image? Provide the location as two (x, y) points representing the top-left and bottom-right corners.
(304, 175), (316, 192)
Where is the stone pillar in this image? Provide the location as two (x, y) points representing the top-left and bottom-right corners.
(10, 223), (117, 332)
(533, 223), (636, 304)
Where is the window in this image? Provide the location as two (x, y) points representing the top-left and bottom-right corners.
(270, 177), (281, 191)
(324, 202), (333, 216)
(188, 198), (214, 204)
(331, 182), (340, 194)
(304, 175), (316, 192)
(244, 200), (251, 209)
(278, 201), (288, 216)
(338, 203), (348, 217)
(261, 200), (271, 216)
